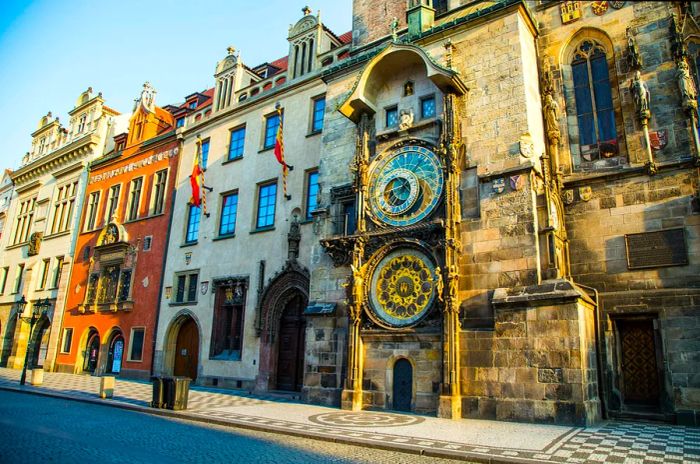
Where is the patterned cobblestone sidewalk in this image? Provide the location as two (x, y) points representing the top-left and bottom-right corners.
(0, 368), (698, 463)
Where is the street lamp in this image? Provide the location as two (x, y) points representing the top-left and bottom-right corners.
(16, 297), (50, 386)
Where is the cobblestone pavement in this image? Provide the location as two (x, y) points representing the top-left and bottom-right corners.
(0, 368), (698, 463)
(0, 390), (468, 464)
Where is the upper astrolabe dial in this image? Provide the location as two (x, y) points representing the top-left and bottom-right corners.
(368, 145), (444, 227)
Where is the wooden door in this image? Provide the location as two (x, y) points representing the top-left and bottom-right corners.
(276, 295), (305, 391)
(174, 318), (199, 380)
(393, 359), (413, 412)
(84, 332), (100, 373)
(619, 319), (660, 405)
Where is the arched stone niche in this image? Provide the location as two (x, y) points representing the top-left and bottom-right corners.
(339, 43), (467, 123)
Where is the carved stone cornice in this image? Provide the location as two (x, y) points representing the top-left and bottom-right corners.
(12, 134), (99, 186)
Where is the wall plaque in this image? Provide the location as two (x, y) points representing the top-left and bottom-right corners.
(625, 228), (688, 269)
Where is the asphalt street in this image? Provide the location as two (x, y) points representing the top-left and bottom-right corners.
(0, 390), (470, 463)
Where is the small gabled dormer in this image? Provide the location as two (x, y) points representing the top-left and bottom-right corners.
(127, 82), (174, 146)
(288, 7), (322, 80)
(68, 87), (105, 140)
(28, 112), (62, 163)
(213, 47), (244, 112)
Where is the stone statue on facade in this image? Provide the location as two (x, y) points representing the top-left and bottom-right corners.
(626, 27), (643, 70)
(629, 71), (651, 120)
(677, 60), (698, 111)
(543, 93), (561, 143)
(399, 108), (414, 131)
(27, 232), (42, 256)
(140, 82), (156, 113)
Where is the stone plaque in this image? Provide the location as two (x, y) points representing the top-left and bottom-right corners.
(625, 228), (688, 269)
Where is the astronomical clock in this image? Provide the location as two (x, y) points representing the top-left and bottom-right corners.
(361, 143), (446, 330)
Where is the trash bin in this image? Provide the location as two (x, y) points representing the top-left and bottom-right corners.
(163, 376), (191, 411)
(151, 376), (164, 408)
(100, 376), (115, 399)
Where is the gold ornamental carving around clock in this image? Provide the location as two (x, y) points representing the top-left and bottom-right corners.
(367, 246), (437, 328)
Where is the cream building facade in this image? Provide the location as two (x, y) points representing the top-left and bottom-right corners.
(153, 9), (352, 392)
(0, 88), (118, 373)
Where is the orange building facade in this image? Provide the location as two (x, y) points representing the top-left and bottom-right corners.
(54, 83), (179, 379)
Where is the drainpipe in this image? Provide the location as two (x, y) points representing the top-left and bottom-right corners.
(576, 282), (606, 420)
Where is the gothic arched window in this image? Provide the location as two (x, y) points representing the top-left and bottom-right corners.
(570, 39), (618, 161)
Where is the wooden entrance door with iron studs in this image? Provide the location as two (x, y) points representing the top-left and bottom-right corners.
(617, 317), (663, 409)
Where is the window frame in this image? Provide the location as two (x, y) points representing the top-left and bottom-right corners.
(385, 105), (399, 128)
(51, 256), (64, 289)
(60, 328), (73, 354)
(83, 191), (101, 232)
(255, 180), (278, 231)
(12, 196), (36, 245)
(50, 180), (78, 235)
(127, 326), (146, 362)
(104, 184), (122, 223)
(149, 168), (169, 216)
(126, 176), (144, 222)
(37, 258), (50, 290)
(185, 204), (201, 244)
(200, 138), (210, 170)
(12, 263), (24, 294)
(0, 267), (8, 295)
(262, 111), (281, 150)
(310, 95), (326, 134)
(173, 271), (199, 304)
(304, 169), (320, 221)
(420, 94), (437, 119)
(218, 190), (239, 237)
(227, 125), (246, 161)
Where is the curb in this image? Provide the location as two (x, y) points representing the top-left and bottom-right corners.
(0, 384), (532, 464)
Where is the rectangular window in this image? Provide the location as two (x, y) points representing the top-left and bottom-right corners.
(52, 256), (64, 289)
(228, 126), (246, 160)
(175, 275), (186, 302)
(12, 197), (36, 245)
(188, 101), (197, 110)
(127, 177), (143, 221)
(13, 263), (24, 294)
(0, 267), (9, 294)
(176, 117), (185, 128)
(151, 169), (168, 215)
(50, 181), (78, 235)
(305, 170), (319, 220)
(385, 106), (398, 128)
(185, 205), (201, 243)
(60, 328), (73, 354)
(219, 192), (239, 236)
(421, 95), (436, 119)
(311, 96), (325, 132)
(174, 272), (199, 303)
(128, 327), (145, 361)
(256, 182), (277, 229)
(143, 236), (152, 251)
(187, 274), (198, 302)
(105, 184), (121, 222)
(84, 191), (101, 231)
(201, 138), (210, 169)
(38, 259), (50, 290)
(263, 112), (280, 150)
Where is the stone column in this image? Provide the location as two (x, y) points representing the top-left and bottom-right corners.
(438, 93), (462, 419)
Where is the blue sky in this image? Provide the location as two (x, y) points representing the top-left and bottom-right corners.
(0, 0), (352, 170)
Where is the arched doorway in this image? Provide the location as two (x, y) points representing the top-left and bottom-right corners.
(83, 330), (100, 373)
(30, 319), (51, 369)
(393, 359), (413, 412)
(276, 293), (306, 392)
(174, 317), (199, 380)
(106, 331), (125, 375)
